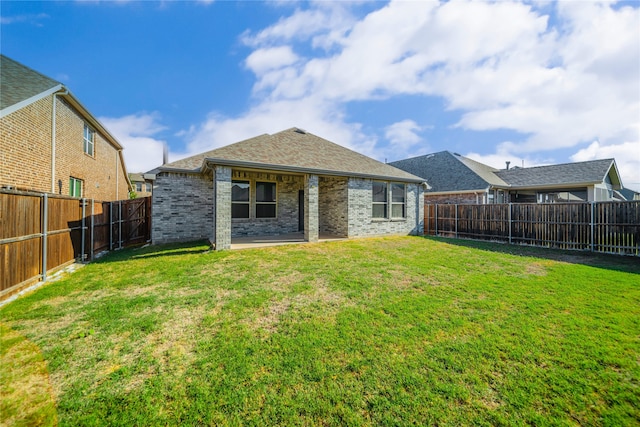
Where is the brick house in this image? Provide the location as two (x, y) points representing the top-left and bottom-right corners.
(151, 128), (426, 249)
(390, 151), (626, 204)
(0, 55), (131, 200)
(129, 173), (153, 198)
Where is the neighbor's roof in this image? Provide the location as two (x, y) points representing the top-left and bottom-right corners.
(0, 54), (62, 113)
(161, 128), (425, 182)
(495, 159), (620, 188)
(389, 151), (507, 193)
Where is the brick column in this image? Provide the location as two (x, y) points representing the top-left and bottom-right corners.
(214, 166), (232, 250)
(304, 174), (319, 242)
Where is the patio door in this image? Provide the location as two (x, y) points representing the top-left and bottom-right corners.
(298, 190), (304, 231)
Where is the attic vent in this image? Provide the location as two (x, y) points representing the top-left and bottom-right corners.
(453, 152), (461, 156)
(294, 128), (307, 134)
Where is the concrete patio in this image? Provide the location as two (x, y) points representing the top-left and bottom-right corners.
(230, 232), (345, 250)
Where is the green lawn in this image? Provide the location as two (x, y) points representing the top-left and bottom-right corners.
(1, 236), (639, 426)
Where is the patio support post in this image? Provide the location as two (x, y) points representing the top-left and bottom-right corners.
(214, 166), (232, 250)
(304, 174), (319, 243)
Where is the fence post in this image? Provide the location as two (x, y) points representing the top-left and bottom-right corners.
(81, 198), (86, 262)
(119, 200), (123, 249)
(590, 201), (595, 253)
(109, 201), (113, 251)
(90, 199), (94, 260)
(508, 203), (513, 245)
(435, 204), (438, 236)
(455, 204), (458, 238)
(41, 193), (48, 282)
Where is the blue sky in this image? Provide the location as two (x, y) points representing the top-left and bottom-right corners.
(2, 0), (639, 190)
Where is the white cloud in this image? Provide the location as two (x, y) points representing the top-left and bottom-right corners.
(245, 46), (299, 76)
(99, 113), (168, 173)
(183, 0), (639, 181)
(571, 141), (640, 192)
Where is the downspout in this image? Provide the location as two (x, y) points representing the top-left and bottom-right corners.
(116, 150), (121, 199)
(51, 89), (68, 193)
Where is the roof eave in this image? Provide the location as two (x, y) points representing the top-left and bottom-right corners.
(0, 84), (63, 118)
(201, 158), (425, 183)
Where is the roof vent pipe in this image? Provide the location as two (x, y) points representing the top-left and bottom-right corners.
(163, 143), (169, 165)
(505, 161), (510, 170)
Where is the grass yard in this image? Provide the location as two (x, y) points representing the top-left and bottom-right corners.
(1, 236), (639, 426)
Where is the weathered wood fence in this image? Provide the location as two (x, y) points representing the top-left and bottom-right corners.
(425, 201), (640, 256)
(0, 189), (151, 299)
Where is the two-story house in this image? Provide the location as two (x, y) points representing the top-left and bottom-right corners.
(0, 55), (131, 200)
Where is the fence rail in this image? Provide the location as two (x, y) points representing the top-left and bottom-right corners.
(0, 190), (151, 299)
(425, 201), (640, 256)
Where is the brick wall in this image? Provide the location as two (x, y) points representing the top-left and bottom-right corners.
(319, 176), (348, 236)
(0, 95), (129, 201)
(347, 178), (423, 237)
(152, 172), (213, 244)
(230, 170), (303, 237)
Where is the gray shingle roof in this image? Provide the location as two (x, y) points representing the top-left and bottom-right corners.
(495, 159), (616, 187)
(389, 151), (506, 192)
(162, 128), (424, 182)
(1, 55), (60, 111)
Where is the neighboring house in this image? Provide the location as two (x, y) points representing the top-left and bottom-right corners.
(390, 151), (625, 204)
(151, 128), (425, 249)
(618, 188), (640, 201)
(129, 173), (153, 197)
(0, 55), (131, 200)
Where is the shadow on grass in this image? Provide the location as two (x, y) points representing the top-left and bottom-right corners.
(423, 235), (640, 274)
(93, 240), (215, 264)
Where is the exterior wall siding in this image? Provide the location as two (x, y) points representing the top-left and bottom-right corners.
(152, 172), (213, 244)
(347, 178), (422, 237)
(319, 176), (348, 236)
(0, 95), (129, 200)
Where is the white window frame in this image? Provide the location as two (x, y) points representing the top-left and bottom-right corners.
(390, 182), (406, 219)
(69, 177), (83, 198)
(83, 124), (95, 157)
(372, 181), (388, 219)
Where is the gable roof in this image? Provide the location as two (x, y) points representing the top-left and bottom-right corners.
(0, 54), (63, 115)
(389, 151), (507, 193)
(495, 158), (621, 189)
(161, 128), (425, 182)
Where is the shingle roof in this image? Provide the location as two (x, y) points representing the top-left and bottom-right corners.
(161, 128), (424, 182)
(495, 159), (617, 188)
(389, 151), (506, 192)
(1, 54), (61, 111)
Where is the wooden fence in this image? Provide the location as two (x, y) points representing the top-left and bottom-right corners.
(425, 201), (640, 256)
(0, 189), (151, 299)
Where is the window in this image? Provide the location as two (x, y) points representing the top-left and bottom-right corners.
(232, 180), (250, 218)
(83, 124), (94, 156)
(145, 183), (152, 192)
(372, 181), (388, 219)
(69, 177), (83, 198)
(256, 181), (276, 218)
(136, 183), (142, 192)
(391, 183), (406, 218)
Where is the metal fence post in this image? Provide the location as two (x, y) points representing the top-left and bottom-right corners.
(455, 204), (458, 238)
(41, 193), (48, 282)
(109, 201), (113, 251)
(90, 199), (94, 260)
(435, 204), (438, 236)
(81, 198), (86, 262)
(119, 200), (123, 249)
(590, 201), (595, 252)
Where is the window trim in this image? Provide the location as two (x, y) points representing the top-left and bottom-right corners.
(255, 181), (277, 219)
(372, 181), (388, 219)
(83, 124), (95, 157)
(69, 177), (83, 198)
(231, 180), (251, 219)
(390, 182), (406, 219)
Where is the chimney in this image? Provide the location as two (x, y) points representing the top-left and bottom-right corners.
(505, 161), (511, 170)
(163, 143), (169, 165)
